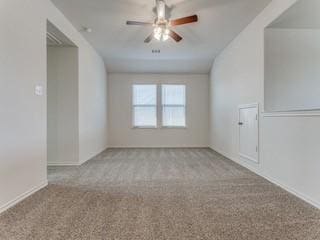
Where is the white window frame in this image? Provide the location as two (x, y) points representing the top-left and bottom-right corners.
(132, 84), (158, 129)
(161, 84), (187, 128)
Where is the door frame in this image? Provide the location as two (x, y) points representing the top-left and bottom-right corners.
(238, 103), (260, 164)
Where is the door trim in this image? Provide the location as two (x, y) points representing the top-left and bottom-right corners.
(238, 103), (260, 164)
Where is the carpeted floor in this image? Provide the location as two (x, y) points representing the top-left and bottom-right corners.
(1, 148), (320, 240)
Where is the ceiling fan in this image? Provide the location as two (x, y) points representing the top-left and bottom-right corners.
(126, 0), (198, 43)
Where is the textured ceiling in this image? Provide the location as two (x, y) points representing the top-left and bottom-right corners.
(51, 0), (272, 73)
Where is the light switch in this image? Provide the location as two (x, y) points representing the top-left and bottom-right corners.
(35, 85), (44, 96)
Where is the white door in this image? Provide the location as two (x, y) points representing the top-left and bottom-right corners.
(239, 104), (259, 163)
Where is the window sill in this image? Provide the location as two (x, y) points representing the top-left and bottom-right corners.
(161, 126), (187, 129)
(131, 126), (188, 130)
(132, 126), (157, 129)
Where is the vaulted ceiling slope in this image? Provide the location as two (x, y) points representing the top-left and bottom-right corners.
(269, 0), (320, 29)
(51, 0), (271, 74)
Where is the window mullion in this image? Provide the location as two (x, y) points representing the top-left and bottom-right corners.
(162, 104), (185, 107)
(157, 84), (162, 128)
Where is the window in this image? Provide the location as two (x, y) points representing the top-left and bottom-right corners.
(132, 84), (157, 128)
(162, 84), (186, 127)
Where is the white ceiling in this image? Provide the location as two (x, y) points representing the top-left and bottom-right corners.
(268, 0), (320, 29)
(51, 0), (271, 73)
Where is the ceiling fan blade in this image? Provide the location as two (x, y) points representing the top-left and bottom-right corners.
(144, 33), (154, 43)
(169, 30), (183, 42)
(126, 21), (153, 26)
(170, 15), (198, 26)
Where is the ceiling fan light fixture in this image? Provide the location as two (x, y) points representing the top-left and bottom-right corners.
(153, 26), (170, 41)
(126, 0), (198, 43)
(154, 26), (162, 41)
(162, 33), (169, 41)
(162, 28), (170, 41)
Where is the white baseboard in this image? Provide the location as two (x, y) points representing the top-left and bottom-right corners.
(47, 147), (110, 167)
(79, 158), (89, 165)
(79, 147), (109, 165)
(0, 181), (48, 214)
(47, 162), (80, 166)
(209, 147), (320, 210)
(108, 146), (210, 149)
(252, 168), (320, 210)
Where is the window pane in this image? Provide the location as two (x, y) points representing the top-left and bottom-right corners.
(133, 85), (157, 105)
(162, 106), (186, 127)
(162, 85), (186, 105)
(162, 85), (186, 127)
(134, 107), (157, 127)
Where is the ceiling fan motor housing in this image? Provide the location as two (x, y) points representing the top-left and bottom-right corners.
(157, 0), (166, 20)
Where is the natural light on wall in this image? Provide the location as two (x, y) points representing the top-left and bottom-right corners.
(133, 85), (157, 128)
(162, 85), (186, 127)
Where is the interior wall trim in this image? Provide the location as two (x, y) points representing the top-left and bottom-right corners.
(48, 148), (109, 167)
(209, 147), (320, 210)
(107, 146), (210, 149)
(0, 181), (48, 214)
(79, 147), (109, 165)
(262, 111), (320, 118)
(47, 162), (80, 166)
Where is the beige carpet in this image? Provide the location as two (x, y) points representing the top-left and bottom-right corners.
(1, 148), (320, 240)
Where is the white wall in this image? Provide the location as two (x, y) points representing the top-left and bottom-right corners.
(78, 48), (108, 164)
(47, 47), (79, 165)
(265, 28), (320, 111)
(108, 73), (209, 148)
(0, 0), (107, 213)
(209, 0), (320, 208)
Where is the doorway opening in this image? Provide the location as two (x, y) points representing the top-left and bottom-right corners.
(47, 21), (79, 167)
